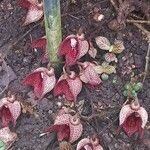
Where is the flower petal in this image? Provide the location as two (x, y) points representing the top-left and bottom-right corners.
(0, 127), (17, 145)
(54, 113), (83, 143)
(23, 67), (56, 98)
(65, 48), (79, 65)
(23, 71), (43, 98)
(95, 36), (111, 50)
(18, 0), (31, 9)
(32, 36), (47, 50)
(67, 77), (82, 102)
(119, 104), (133, 126)
(88, 47), (97, 58)
(58, 35), (78, 56)
(23, 5), (43, 26)
(76, 138), (91, 150)
(0, 107), (13, 127)
(95, 145), (103, 150)
(69, 120), (83, 143)
(58, 35), (79, 65)
(122, 112), (142, 137)
(46, 124), (70, 142)
(7, 101), (21, 126)
(54, 79), (74, 101)
(80, 62), (101, 86)
(137, 107), (148, 128)
(78, 40), (89, 59)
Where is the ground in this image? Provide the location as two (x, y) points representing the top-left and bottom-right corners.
(0, 0), (150, 150)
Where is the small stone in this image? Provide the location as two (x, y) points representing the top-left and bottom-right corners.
(57, 102), (62, 108)
(48, 110), (53, 114)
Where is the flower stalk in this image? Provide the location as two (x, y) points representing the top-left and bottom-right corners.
(43, 0), (62, 68)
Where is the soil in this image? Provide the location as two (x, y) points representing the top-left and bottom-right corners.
(0, 0), (150, 150)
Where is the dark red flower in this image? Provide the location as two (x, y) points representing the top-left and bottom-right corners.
(31, 36), (48, 63)
(44, 110), (83, 143)
(118, 101), (148, 138)
(23, 67), (56, 99)
(54, 71), (82, 102)
(58, 35), (89, 66)
(0, 96), (21, 127)
(46, 124), (70, 142)
(18, 0), (43, 26)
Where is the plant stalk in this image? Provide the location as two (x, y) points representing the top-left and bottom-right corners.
(43, 0), (62, 68)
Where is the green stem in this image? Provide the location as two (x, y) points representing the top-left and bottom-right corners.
(43, 0), (62, 68)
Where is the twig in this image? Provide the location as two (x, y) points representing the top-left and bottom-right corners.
(132, 23), (150, 82)
(109, 0), (118, 11)
(133, 23), (150, 40)
(127, 19), (150, 24)
(80, 112), (106, 121)
(143, 42), (150, 82)
(99, 116), (119, 135)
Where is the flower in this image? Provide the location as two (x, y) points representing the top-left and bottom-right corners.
(31, 36), (48, 63)
(45, 110), (83, 143)
(79, 62), (102, 87)
(118, 101), (148, 138)
(54, 71), (82, 102)
(23, 67), (56, 99)
(0, 95), (21, 127)
(76, 137), (103, 150)
(0, 127), (17, 147)
(58, 35), (89, 66)
(18, 0), (43, 26)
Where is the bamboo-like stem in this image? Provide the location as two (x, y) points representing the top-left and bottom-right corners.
(43, 0), (62, 68)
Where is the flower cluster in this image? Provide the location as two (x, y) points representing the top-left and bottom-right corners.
(22, 34), (148, 148)
(23, 33), (103, 103)
(0, 95), (21, 148)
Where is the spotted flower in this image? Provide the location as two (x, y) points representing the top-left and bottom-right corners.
(58, 35), (89, 66)
(77, 137), (103, 150)
(54, 71), (82, 102)
(23, 67), (56, 99)
(79, 62), (102, 87)
(18, 0), (43, 26)
(118, 100), (148, 138)
(0, 95), (21, 127)
(45, 110), (83, 143)
(0, 127), (17, 148)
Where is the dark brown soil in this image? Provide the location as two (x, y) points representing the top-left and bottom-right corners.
(0, 0), (149, 150)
